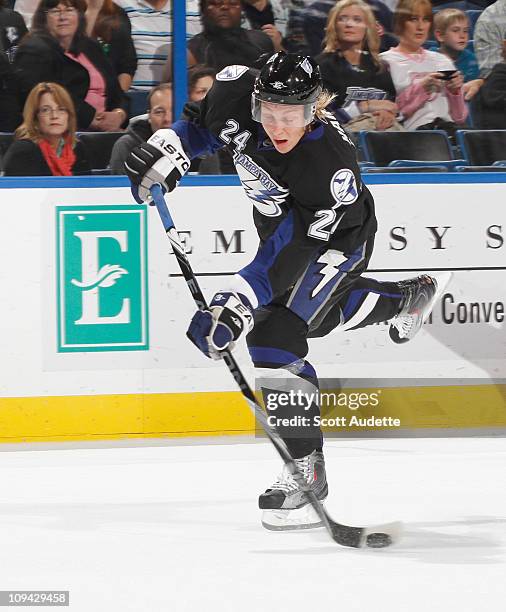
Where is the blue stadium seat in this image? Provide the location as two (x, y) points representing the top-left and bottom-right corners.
(362, 166), (447, 173)
(359, 130), (464, 170)
(456, 129), (506, 165)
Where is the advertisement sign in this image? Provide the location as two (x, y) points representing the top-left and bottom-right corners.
(56, 205), (148, 352)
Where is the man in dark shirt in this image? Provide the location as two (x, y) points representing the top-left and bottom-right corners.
(187, 0), (274, 71)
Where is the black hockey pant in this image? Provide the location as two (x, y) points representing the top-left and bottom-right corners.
(246, 237), (403, 458)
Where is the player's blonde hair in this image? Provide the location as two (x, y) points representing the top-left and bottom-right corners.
(315, 90), (338, 120)
(323, 0), (380, 65)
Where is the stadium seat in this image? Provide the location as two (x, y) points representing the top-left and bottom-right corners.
(362, 166), (447, 172)
(77, 132), (125, 172)
(456, 165), (506, 172)
(127, 90), (149, 119)
(456, 130), (506, 165)
(359, 130), (463, 169)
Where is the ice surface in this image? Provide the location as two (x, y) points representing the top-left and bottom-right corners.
(0, 437), (505, 611)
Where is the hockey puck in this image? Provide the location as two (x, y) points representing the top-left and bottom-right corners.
(365, 532), (392, 548)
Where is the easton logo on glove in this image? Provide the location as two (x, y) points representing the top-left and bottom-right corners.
(125, 129), (191, 203)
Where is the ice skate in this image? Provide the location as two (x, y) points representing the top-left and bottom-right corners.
(259, 450), (328, 531)
(389, 272), (452, 344)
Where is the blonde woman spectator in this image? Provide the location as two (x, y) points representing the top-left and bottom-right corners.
(3, 81), (91, 175)
(380, 0), (467, 134)
(316, 0), (398, 130)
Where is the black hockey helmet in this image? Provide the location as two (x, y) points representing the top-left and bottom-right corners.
(252, 52), (322, 126)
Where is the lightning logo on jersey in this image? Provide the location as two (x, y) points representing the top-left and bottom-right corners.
(311, 250), (348, 297)
(235, 153), (289, 217)
(330, 169), (359, 207)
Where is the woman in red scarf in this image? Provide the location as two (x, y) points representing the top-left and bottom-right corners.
(3, 82), (91, 176)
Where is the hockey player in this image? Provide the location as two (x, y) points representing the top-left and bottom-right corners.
(125, 52), (450, 530)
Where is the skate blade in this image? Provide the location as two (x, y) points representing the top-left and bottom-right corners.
(261, 503), (325, 531)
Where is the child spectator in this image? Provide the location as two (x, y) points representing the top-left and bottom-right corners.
(432, 8), (483, 100)
(381, 0), (468, 135)
(3, 81), (91, 175)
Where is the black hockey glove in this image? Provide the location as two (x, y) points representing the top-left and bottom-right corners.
(125, 129), (191, 203)
(187, 292), (254, 360)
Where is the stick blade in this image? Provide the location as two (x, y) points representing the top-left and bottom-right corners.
(361, 521), (404, 548)
(329, 520), (403, 549)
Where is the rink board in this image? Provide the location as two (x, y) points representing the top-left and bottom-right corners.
(0, 175), (505, 442)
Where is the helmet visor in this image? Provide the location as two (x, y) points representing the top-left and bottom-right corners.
(251, 96), (316, 128)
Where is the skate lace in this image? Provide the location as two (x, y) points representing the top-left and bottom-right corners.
(392, 282), (417, 338)
(270, 455), (313, 493)
(390, 314), (414, 338)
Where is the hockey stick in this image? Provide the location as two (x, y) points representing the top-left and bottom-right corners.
(149, 183), (401, 548)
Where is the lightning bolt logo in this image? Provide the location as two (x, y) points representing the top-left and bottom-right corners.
(311, 251), (348, 297)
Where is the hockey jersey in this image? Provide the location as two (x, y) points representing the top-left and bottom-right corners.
(171, 65), (377, 308)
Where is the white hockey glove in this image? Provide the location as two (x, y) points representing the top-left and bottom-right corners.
(125, 129), (191, 203)
(187, 292), (254, 360)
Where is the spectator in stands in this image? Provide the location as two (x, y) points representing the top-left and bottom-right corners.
(188, 64), (215, 101)
(20, 0), (129, 127)
(14, 0), (129, 131)
(186, 0), (274, 72)
(432, 8), (483, 100)
(3, 81), (91, 175)
(316, 0), (399, 130)
(474, 0), (506, 78)
(110, 82), (172, 173)
(114, 0), (201, 90)
(305, 0), (398, 55)
(381, 0), (468, 135)
(84, 0), (137, 91)
(242, 0), (287, 51)
(473, 59), (506, 126)
(0, 0), (27, 130)
(186, 65), (221, 172)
